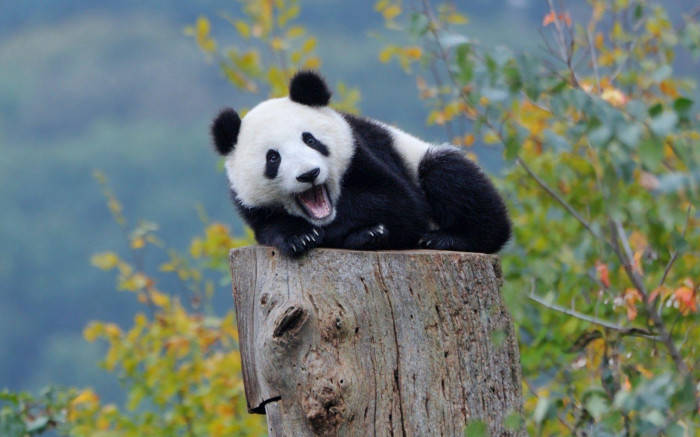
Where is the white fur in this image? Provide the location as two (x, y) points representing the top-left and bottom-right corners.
(381, 124), (432, 182)
(225, 97), (354, 226)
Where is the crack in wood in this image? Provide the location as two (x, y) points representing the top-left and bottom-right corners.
(375, 256), (407, 437)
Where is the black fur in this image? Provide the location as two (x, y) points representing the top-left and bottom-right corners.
(233, 197), (323, 258)
(225, 72), (511, 257)
(418, 148), (511, 253)
(234, 114), (433, 257)
(302, 132), (329, 156)
(211, 108), (240, 155)
(289, 71), (331, 106)
(265, 149), (281, 179)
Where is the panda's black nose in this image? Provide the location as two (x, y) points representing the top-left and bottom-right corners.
(296, 167), (320, 183)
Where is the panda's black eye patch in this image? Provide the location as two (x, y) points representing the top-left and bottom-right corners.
(301, 132), (329, 157)
(265, 149), (281, 179)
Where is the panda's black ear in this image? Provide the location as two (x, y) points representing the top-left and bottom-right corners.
(289, 71), (331, 106)
(211, 108), (241, 155)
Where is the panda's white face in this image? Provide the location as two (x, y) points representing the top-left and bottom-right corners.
(225, 97), (355, 226)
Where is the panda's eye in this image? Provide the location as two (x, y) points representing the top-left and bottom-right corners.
(301, 132), (329, 156)
(302, 132), (317, 145)
(266, 149), (280, 163)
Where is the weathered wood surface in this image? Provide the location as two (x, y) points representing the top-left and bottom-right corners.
(230, 246), (523, 437)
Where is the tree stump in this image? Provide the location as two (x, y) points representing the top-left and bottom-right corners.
(229, 246), (523, 437)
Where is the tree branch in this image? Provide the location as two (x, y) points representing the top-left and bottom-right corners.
(527, 290), (658, 340)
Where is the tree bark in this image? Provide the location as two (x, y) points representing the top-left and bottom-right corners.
(229, 246), (523, 437)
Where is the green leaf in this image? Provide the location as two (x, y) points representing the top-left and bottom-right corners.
(504, 133), (520, 161)
(409, 13), (429, 37)
(464, 419), (489, 437)
(482, 87), (508, 102)
(648, 102), (663, 117)
(651, 64), (672, 83)
(649, 111), (678, 137)
(503, 412), (523, 431)
(626, 100), (648, 119)
(672, 97), (693, 115)
(638, 138), (663, 169)
(455, 43), (474, 84)
(439, 32), (469, 48)
(617, 123), (642, 148)
(585, 394), (608, 421)
(533, 396), (553, 424)
(543, 130), (569, 151)
(589, 125), (613, 147)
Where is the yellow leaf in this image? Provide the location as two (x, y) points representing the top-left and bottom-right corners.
(150, 290), (170, 308)
(91, 252), (119, 270)
(595, 32), (604, 49)
(446, 13), (468, 24)
(104, 323), (121, 338)
(121, 273), (148, 291)
(302, 37), (317, 53)
(286, 26), (305, 39)
(190, 238), (203, 258)
(130, 237), (145, 249)
(234, 20), (250, 39)
(271, 37), (284, 51)
(383, 5), (401, 21)
(483, 132), (499, 144)
(303, 57), (321, 69)
(72, 389), (99, 407)
(659, 80), (679, 98)
(83, 322), (103, 342)
(464, 133), (475, 146)
(623, 288), (642, 321)
(601, 86), (628, 107)
(404, 46), (422, 59)
(379, 46), (395, 63)
(196, 16), (210, 36)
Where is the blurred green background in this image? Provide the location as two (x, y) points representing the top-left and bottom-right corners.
(0, 0), (694, 403)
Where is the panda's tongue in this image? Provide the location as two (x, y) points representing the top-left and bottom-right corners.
(298, 185), (331, 219)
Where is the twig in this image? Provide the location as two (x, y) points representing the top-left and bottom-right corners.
(586, 27), (601, 93)
(527, 290), (658, 340)
(658, 205), (692, 288)
(516, 157), (614, 251)
(610, 219), (692, 380)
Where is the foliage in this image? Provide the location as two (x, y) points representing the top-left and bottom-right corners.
(74, 172), (264, 436)
(376, 0), (699, 435)
(185, 0), (360, 112)
(1, 387), (76, 436)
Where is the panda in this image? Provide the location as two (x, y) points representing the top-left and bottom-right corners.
(211, 71), (510, 258)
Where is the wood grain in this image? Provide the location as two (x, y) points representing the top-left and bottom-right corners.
(230, 246), (523, 437)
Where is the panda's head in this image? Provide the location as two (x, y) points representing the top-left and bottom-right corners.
(211, 71), (354, 226)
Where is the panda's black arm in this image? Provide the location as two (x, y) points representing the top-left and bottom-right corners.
(232, 196), (322, 257)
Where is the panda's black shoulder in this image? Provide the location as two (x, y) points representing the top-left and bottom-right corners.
(341, 113), (394, 151)
(340, 112), (415, 184)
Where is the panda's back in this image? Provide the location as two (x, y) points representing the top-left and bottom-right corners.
(341, 113), (424, 188)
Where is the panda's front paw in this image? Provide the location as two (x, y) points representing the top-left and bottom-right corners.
(343, 224), (389, 250)
(418, 231), (466, 251)
(280, 228), (323, 258)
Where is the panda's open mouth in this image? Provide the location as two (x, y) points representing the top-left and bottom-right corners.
(295, 184), (333, 220)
